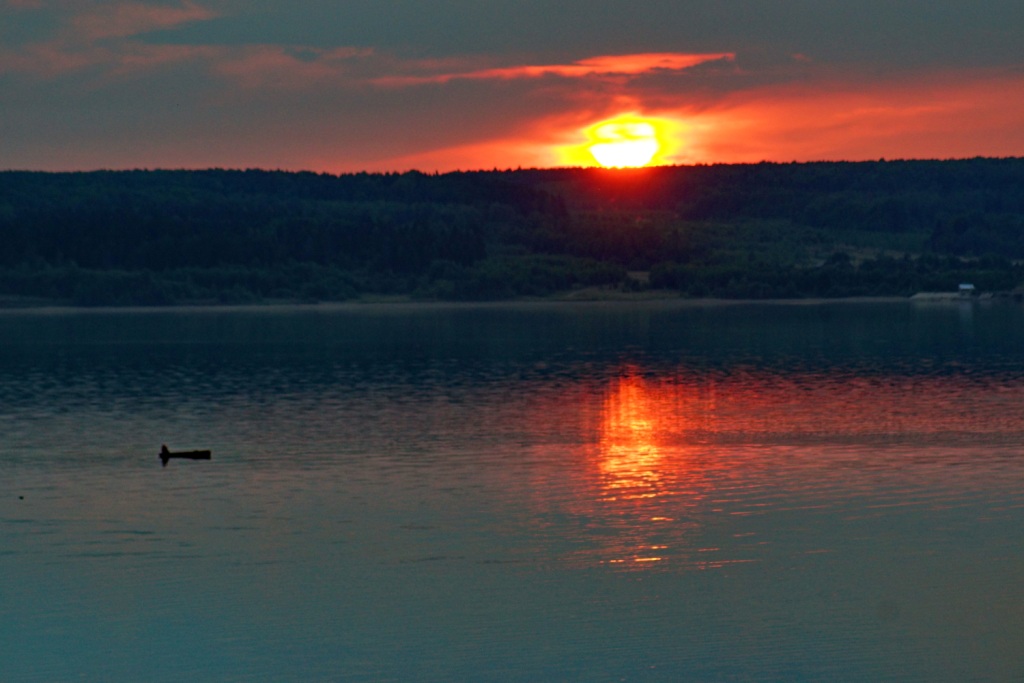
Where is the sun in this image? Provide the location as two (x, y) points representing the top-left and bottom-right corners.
(556, 113), (679, 168)
(588, 119), (660, 168)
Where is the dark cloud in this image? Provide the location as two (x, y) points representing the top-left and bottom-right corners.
(148, 0), (1024, 67)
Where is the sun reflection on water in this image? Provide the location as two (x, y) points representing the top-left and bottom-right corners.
(584, 369), (711, 569)
(598, 372), (669, 500)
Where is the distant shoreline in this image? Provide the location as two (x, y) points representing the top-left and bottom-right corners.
(4, 283), (1012, 313)
(0, 290), (962, 314)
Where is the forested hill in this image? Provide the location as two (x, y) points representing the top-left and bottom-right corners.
(2, 158), (1024, 305)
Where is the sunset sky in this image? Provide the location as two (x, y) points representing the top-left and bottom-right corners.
(3, 0), (1024, 172)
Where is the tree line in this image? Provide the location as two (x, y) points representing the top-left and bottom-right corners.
(1, 159), (1022, 305)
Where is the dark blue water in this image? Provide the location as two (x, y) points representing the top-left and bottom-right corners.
(2, 301), (1023, 681)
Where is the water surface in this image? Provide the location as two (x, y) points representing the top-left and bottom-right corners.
(2, 301), (1023, 681)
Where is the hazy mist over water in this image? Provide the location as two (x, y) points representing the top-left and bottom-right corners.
(2, 301), (1023, 681)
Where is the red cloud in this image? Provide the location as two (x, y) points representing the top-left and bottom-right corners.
(212, 46), (374, 90)
(0, 1), (222, 77)
(71, 1), (218, 41)
(0, 39), (218, 79)
(372, 52), (735, 87)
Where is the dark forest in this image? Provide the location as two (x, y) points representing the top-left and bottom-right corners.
(2, 158), (1023, 305)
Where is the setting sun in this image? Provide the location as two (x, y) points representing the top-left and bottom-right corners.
(557, 113), (681, 168)
(589, 120), (660, 167)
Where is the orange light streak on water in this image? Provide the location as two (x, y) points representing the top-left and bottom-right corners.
(598, 373), (666, 499)
(568, 369), (715, 569)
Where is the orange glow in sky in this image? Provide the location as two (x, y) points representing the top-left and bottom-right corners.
(374, 67), (1024, 173)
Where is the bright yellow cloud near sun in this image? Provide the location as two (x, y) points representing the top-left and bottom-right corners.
(558, 113), (682, 168)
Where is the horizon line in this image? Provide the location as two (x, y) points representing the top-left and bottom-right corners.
(3, 155), (1023, 177)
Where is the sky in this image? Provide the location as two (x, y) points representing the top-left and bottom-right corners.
(2, 0), (1024, 172)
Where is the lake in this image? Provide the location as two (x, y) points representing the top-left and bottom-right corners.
(2, 300), (1023, 682)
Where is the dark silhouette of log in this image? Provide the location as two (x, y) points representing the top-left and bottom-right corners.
(160, 444), (212, 467)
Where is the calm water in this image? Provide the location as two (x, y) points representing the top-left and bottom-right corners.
(2, 301), (1023, 682)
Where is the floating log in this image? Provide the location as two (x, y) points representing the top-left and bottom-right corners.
(160, 444), (212, 467)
